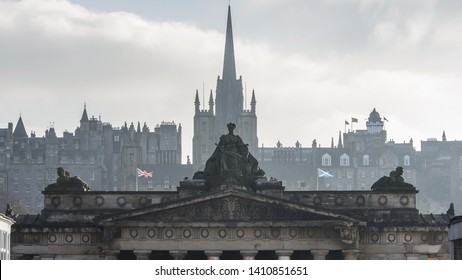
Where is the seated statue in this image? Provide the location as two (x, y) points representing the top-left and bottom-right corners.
(194, 123), (265, 187)
(45, 167), (90, 192)
(371, 166), (415, 191)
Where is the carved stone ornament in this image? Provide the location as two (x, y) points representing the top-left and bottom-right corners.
(340, 227), (357, 244)
(143, 196), (312, 222)
(95, 196), (105, 207)
(117, 196), (127, 207)
(378, 195), (388, 206)
(355, 195), (366, 206)
(399, 195), (410, 206)
(51, 196), (61, 207)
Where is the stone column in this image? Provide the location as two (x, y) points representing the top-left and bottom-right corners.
(240, 250), (258, 260)
(205, 250), (222, 260)
(343, 249), (359, 260)
(276, 250), (293, 260)
(170, 250), (187, 260)
(134, 250), (152, 260)
(311, 250), (329, 260)
(405, 253), (421, 260)
(103, 250), (120, 260)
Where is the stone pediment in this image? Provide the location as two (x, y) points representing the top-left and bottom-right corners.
(97, 188), (362, 226)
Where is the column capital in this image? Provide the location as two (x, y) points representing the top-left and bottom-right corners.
(276, 250), (293, 260)
(342, 249), (359, 260)
(240, 250), (258, 260)
(311, 250), (329, 260)
(170, 250), (187, 260)
(134, 250), (152, 260)
(205, 250), (222, 260)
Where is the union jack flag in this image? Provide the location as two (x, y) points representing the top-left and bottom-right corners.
(137, 168), (153, 178)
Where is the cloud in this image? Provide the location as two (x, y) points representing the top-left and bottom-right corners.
(1, 0), (462, 160)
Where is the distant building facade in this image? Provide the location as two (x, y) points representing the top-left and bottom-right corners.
(0, 107), (188, 214)
(418, 134), (462, 212)
(257, 108), (417, 193)
(193, 6), (258, 171)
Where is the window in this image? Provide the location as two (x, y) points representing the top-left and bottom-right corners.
(455, 239), (462, 260)
(404, 155), (410, 166)
(363, 155), (370, 166)
(340, 153), (350, 166)
(163, 177), (170, 189)
(114, 135), (120, 142)
(322, 153), (331, 166)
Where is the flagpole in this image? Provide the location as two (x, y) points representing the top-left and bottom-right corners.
(316, 171), (319, 191)
(135, 169), (138, 191)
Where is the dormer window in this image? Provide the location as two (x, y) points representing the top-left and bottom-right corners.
(322, 153), (331, 166)
(340, 153), (350, 166)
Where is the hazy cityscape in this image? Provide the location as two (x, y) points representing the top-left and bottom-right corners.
(1, 1), (462, 261)
(1, 0), (462, 215)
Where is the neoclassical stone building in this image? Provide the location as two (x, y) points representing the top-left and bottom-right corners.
(0, 213), (15, 260)
(11, 169), (450, 260)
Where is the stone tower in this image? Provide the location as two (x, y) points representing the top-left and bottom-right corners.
(193, 5), (258, 171)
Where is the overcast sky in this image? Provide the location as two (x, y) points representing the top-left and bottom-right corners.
(1, 0), (462, 162)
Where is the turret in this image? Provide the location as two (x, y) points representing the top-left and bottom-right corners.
(80, 104), (90, 131)
(194, 90), (200, 113)
(338, 131), (343, 148)
(13, 116), (28, 138)
(251, 90), (256, 114)
(208, 90), (214, 114)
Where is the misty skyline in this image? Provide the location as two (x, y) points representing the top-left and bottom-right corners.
(1, 0), (462, 163)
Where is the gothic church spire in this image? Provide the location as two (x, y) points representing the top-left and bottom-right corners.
(222, 5), (236, 80)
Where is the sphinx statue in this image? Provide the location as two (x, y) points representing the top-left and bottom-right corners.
(45, 167), (90, 192)
(371, 166), (415, 191)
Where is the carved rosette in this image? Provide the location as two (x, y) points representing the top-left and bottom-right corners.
(378, 195), (388, 206)
(399, 195), (410, 206)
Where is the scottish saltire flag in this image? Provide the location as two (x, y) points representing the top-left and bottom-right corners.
(137, 168), (153, 178)
(317, 168), (334, 178)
